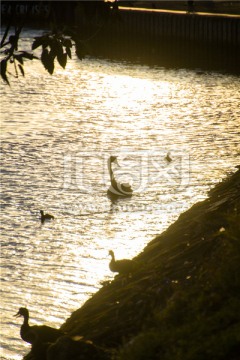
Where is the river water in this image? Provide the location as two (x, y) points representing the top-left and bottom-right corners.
(0, 29), (239, 359)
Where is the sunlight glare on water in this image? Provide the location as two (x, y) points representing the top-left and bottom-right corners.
(0, 29), (240, 359)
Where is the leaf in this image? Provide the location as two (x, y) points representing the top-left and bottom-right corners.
(75, 42), (84, 60)
(41, 48), (54, 75)
(57, 52), (67, 69)
(0, 59), (10, 85)
(63, 38), (72, 48)
(1, 23), (10, 47)
(32, 37), (43, 50)
(18, 64), (25, 77)
(49, 49), (57, 60)
(0, 59), (7, 75)
(52, 39), (63, 57)
(66, 47), (72, 59)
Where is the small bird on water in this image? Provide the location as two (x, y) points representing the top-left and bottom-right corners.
(108, 250), (136, 276)
(40, 210), (54, 224)
(165, 152), (172, 163)
(14, 307), (64, 345)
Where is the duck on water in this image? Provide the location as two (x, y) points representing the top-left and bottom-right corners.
(40, 210), (54, 224)
(165, 152), (172, 163)
(107, 156), (133, 200)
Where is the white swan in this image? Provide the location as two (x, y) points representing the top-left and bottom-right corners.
(107, 156), (133, 199)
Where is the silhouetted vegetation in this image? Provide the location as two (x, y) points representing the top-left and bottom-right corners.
(0, 1), (114, 84)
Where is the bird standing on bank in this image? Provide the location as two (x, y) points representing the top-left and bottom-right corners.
(109, 250), (136, 276)
(40, 210), (54, 224)
(14, 307), (64, 345)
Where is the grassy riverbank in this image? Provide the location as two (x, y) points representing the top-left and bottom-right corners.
(60, 168), (240, 360)
(24, 168), (240, 359)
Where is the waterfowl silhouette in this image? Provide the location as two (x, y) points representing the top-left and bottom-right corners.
(107, 156), (133, 199)
(109, 250), (135, 276)
(14, 307), (64, 345)
(40, 210), (54, 224)
(165, 152), (172, 163)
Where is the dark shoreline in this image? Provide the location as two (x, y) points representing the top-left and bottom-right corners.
(60, 168), (240, 356)
(23, 167), (240, 359)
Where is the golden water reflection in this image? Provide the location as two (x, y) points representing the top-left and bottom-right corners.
(1, 31), (240, 359)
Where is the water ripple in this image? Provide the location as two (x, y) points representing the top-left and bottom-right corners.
(1, 29), (240, 358)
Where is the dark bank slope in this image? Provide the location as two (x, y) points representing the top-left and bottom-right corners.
(60, 168), (240, 360)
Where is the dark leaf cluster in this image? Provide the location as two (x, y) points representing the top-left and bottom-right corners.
(0, 26), (38, 85)
(1, 27), (84, 85)
(32, 33), (73, 75)
(1, 1), (119, 85)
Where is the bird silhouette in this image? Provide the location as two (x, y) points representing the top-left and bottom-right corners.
(40, 210), (54, 224)
(107, 156), (133, 199)
(109, 250), (136, 276)
(14, 307), (64, 345)
(165, 152), (172, 163)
